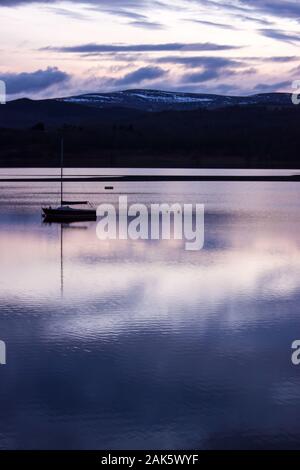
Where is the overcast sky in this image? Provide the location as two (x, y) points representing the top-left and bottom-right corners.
(0, 0), (299, 98)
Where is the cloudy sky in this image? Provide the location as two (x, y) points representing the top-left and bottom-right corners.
(0, 0), (299, 99)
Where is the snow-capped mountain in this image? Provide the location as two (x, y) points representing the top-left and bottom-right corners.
(60, 89), (292, 111)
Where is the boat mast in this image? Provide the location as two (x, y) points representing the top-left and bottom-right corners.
(60, 138), (64, 206)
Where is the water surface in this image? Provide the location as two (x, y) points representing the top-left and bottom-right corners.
(1, 173), (300, 449)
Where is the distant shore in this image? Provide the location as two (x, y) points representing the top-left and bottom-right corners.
(1, 101), (300, 170)
(1, 174), (300, 183)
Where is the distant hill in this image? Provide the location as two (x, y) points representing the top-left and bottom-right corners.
(0, 90), (294, 129)
(0, 97), (143, 128)
(60, 89), (293, 112)
(0, 89), (299, 168)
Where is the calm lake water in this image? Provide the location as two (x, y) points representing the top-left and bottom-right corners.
(1, 169), (300, 450)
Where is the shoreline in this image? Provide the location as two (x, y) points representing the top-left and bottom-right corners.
(1, 174), (300, 182)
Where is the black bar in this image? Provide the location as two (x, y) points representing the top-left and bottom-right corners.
(0, 450), (299, 465)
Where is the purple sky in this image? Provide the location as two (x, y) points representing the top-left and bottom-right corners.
(0, 0), (299, 98)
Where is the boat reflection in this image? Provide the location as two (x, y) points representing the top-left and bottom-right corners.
(42, 218), (96, 296)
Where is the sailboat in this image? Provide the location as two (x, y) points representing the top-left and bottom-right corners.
(42, 139), (97, 222)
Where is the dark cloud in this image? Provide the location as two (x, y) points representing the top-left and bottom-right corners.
(253, 80), (291, 93)
(186, 3), (273, 27)
(3, 0), (300, 23)
(187, 1), (300, 30)
(239, 0), (300, 20)
(183, 69), (222, 83)
(0, 67), (70, 94)
(156, 56), (242, 68)
(43, 6), (89, 20)
(232, 13), (273, 26)
(97, 9), (147, 21)
(43, 42), (240, 54)
(0, 0), (164, 17)
(260, 28), (300, 44)
(113, 66), (167, 86)
(0, 0), (148, 6)
(187, 19), (237, 30)
(234, 55), (300, 64)
(190, 0), (249, 14)
(182, 68), (236, 83)
(192, 0), (300, 20)
(0, 0), (165, 26)
(265, 56), (299, 63)
(0, 0), (34, 3)
(129, 20), (164, 29)
(157, 56), (244, 83)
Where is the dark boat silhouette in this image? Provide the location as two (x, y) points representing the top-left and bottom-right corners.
(42, 204), (96, 222)
(42, 139), (96, 222)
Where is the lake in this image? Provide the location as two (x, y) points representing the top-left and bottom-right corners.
(1, 169), (300, 450)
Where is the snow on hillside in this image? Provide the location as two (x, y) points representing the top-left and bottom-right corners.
(60, 89), (292, 111)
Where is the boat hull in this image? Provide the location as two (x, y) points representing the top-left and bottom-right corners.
(42, 207), (96, 222)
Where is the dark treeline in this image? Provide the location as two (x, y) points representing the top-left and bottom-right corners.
(0, 104), (299, 168)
